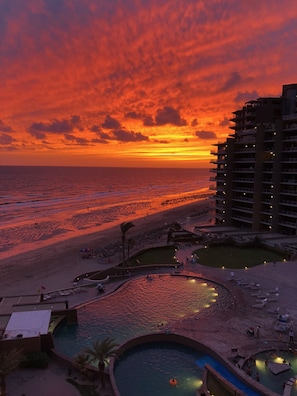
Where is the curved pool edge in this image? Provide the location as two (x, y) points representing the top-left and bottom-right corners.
(51, 272), (280, 396)
(71, 269), (233, 311)
(109, 332), (279, 396)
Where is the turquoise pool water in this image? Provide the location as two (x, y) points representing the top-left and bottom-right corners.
(114, 342), (204, 396)
(53, 274), (293, 395)
(54, 274), (231, 358)
(114, 342), (261, 396)
(243, 349), (297, 395)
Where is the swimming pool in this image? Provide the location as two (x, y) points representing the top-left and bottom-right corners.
(54, 274), (232, 358)
(243, 349), (297, 395)
(114, 340), (261, 396)
(114, 341), (204, 396)
(53, 273), (290, 395)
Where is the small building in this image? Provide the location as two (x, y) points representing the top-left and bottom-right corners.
(1, 309), (54, 353)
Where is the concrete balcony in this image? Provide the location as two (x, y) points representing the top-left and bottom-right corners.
(280, 200), (297, 207)
(283, 114), (297, 121)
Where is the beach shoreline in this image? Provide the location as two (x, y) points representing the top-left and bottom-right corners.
(0, 197), (214, 296)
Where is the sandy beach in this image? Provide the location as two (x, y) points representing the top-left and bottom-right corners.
(0, 197), (214, 297)
(3, 194), (297, 396)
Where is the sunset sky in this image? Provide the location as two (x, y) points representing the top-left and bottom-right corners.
(1, 0), (297, 168)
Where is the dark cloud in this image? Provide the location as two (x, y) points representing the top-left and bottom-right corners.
(64, 134), (89, 145)
(75, 137), (89, 145)
(155, 107), (186, 126)
(143, 115), (155, 126)
(0, 133), (15, 145)
(91, 127), (149, 143)
(222, 72), (243, 91)
(90, 125), (101, 132)
(91, 138), (109, 144)
(234, 90), (259, 103)
(219, 117), (230, 127)
(102, 115), (121, 129)
(195, 130), (216, 139)
(99, 131), (111, 140)
(0, 120), (13, 132)
(153, 139), (169, 144)
(125, 111), (142, 119)
(64, 134), (76, 141)
(28, 115), (82, 137)
(113, 129), (149, 142)
(191, 118), (198, 127)
(71, 115), (84, 131)
(29, 130), (46, 140)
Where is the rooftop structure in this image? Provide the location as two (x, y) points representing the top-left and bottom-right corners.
(211, 83), (297, 235)
(3, 309), (51, 340)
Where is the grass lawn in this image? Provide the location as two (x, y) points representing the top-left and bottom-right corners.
(128, 245), (177, 266)
(192, 245), (285, 269)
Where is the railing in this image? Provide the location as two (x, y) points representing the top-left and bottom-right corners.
(283, 114), (297, 121)
(280, 190), (297, 195)
(280, 200), (297, 206)
(233, 178), (255, 182)
(281, 179), (297, 184)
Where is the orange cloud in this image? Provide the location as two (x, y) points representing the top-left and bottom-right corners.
(1, 0), (297, 167)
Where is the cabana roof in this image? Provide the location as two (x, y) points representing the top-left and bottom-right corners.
(4, 309), (51, 339)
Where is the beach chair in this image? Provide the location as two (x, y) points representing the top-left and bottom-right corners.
(267, 307), (280, 314)
(252, 298), (267, 308)
(267, 294), (279, 302)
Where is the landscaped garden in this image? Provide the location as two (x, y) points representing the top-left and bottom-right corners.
(127, 245), (177, 267)
(192, 245), (286, 269)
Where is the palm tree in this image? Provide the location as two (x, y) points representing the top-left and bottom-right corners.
(120, 221), (135, 266)
(0, 348), (23, 396)
(84, 337), (118, 389)
(73, 352), (91, 381)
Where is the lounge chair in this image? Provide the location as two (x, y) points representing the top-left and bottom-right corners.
(246, 282), (261, 289)
(267, 307), (280, 314)
(267, 286), (279, 293)
(236, 280), (248, 286)
(252, 298), (267, 308)
(267, 294), (279, 302)
(279, 313), (290, 322)
(275, 322), (290, 332)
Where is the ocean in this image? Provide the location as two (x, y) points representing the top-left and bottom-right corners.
(0, 166), (212, 259)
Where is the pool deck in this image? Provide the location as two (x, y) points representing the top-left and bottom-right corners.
(4, 240), (297, 396)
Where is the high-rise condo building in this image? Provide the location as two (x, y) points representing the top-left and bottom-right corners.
(211, 83), (297, 235)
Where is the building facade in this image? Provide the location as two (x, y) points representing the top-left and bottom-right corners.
(211, 83), (297, 235)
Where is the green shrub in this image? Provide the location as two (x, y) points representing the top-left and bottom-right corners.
(20, 351), (49, 368)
